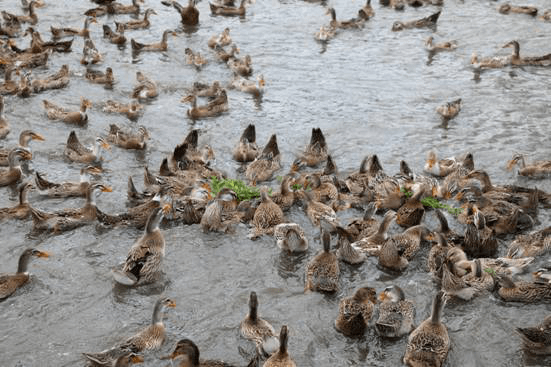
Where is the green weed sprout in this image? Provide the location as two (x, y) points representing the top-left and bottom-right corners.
(420, 196), (462, 216)
(210, 176), (270, 201)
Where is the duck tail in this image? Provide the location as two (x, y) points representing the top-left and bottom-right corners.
(428, 10), (441, 24)
(310, 127), (327, 148)
(35, 171), (56, 190)
(130, 38), (143, 50)
(183, 129), (199, 148)
(261, 134), (279, 158)
(241, 124), (256, 143)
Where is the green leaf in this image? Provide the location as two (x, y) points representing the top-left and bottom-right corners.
(209, 177), (261, 201)
(420, 196), (462, 216)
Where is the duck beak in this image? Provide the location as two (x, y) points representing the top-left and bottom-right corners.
(101, 186), (113, 193)
(32, 133), (45, 141)
(506, 159), (517, 171)
(130, 355), (144, 363)
(37, 251), (50, 258)
(101, 142), (111, 151)
(167, 300), (176, 308)
(162, 203), (172, 215)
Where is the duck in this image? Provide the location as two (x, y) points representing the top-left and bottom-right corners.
(106, 124), (149, 150)
(305, 229), (339, 293)
(161, 0), (199, 26)
(103, 100), (143, 121)
(296, 128), (328, 167)
(249, 187), (285, 239)
(31, 64), (70, 93)
(376, 285), (416, 338)
(64, 131), (110, 164)
(85, 67), (114, 87)
(403, 291), (449, 367)
(2, 0), (38, 25)
(304, 173), (338, 204)
(436, 98), (461, 120)
(102, 23), (127, 46)
(314, 25), (336, 42)
(423, 151), (473, 178)
(507, 226), (551, 258)
(182, 92), (228, 119)
(335, 287), (377, 337)
(361, 0), (375, 18)
(335, 226), (367, 265)
(0, 130), (44, 166)
(463, 258), (496, 294)
(344, 202), (378, 241)
(507, 153), (551, 177)
(503, 40), (551, 66)
(494, 273), (551, 303)
(499, 3), (538, 16)
(0, 248), (49, 300)
(274, 223), (308, 253)
(160, 338), (239, 366)
(98, 189), (164, 229)
(427, 232), (450, 277)
(80, 37), (102, 65)
(470, 52), (511, 69)
(0, 148), (33, 187)
(540, 9), (551, 21)
(210, 0), (247, 16)
(433, 209), (463, 248)
(233, 124), (259, 163)
(112, 204), (172, 286)
(516, 315), (551, 355)
(463, 206), (498, 258)
(270, 176), (295, 212)
(0, 96), (10, 138)
(441, 257), (477, 300)
(185, 48), (208, 69)
(0, 181), (33, 220)
(335, 8), (369, 29)
(228, 54), (252, 76)
(51, 17), (96, 39)
(42, 97), (91, 126)
(230, 74), (265, 97)
(396, 187), (425, 228)
(245, 134), (281, 183)
(345, 154), (383, 194)
(390, 224), (431, 260)
(109, 0), (143, 15)
(352, 210), (397, 256)
(208, 28), (231, 49)
(34, 165), (102, 198)
(392, 10), (441, 31)
(301, 191), (338, 230)
(214, 43), (240, 62)
(449, 246), (534, 278)
(425, 36), (457, 52)
(131, 30), (176, 52)
(115, 8), (156, 30)
(132, 71), (158, 100)
(240, 291), (279, 357)
(83, 297), (176, 365)
(263, 325), (296, 367)
(380, 0), (405, 11)
(200, 188), (240, 233)
(186, 81), (222, 98)
(378, 236), (408, 272)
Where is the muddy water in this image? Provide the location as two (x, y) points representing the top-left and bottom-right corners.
(1, 0), (551, 366)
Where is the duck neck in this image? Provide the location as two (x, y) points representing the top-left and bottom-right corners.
(19, 133), (32, 147)
(86, 187), (97, 207)
(145, 209), (162, 234)
(8, 151), (22, 170)
(161, 31), (169, 45)
(279, 327), (288, 355)
(151, 300), (165, 324)
(510, 42), (520, 58)
(19, 185), (29, 205)
(17, 251), (31, 273)
(376, 212), (394, 236)
(92, 140), (103, 161)
(249, 301), (258, 321)
(430, 292), (444, 324)
(322, 231), (331, 252)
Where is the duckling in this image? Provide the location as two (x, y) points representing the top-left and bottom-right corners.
(112, 204), (171, 286)
(31, 64), (70, 93)
(335, 287), (377, 337)
(0, 248), (49, 300)
(249, 187), (285, 239)
(376, 285), (416, 338)
(336, 226), (367, 265)
(499, 3), (538, 16)
(263, 325), (296, 367)
(228, 54), (252, 76)
(305, 229), (339, 292)
(0, 181), (33, 220)
(106, 124), (149, 150)
(85, 67), (114, 88)
(516, 315), (551, 355)
(0, 130), (44, 166)
(115, 8), (156, 30)
(0, 96), (9, 139)
(160, 338), (239, 366)
(274, 223), (308, 253)
(200, 188), (240, 233)
(64, 131), (110, 164)
(233, 124), (259, 163)
(425, 36), (457, 52)
(132, 71), (158, 100)
(404, 291), (449, 367)
(103, 100), (143, 121)
(102, 24), (127, 45)
(35, 165), (102, 198)
(83, 297), (176, 365)
(210, 0), (247, 16)
(42, 97), (91, 126)
(352, 210), (396, 256)
(131, 30), (176, 52)
(51, 17), (96, 39)
(436, 98), (461, 120)
(161, 0), (199, 26)
(182, 93), (228, 119)
(230, 74), (265, 97)
(240, 291), (279, 357)
(507, 153), (551, 177)
(245, 134), (281, 183)
(392, 10), (441, 31)
(0, 148), (33, 187)
(463, 206), (498, 258)
(214, 43), (239, 62)
(494, 273), (551, 303)
(507, 226), (551, 258)
(208, 28), (231, 49)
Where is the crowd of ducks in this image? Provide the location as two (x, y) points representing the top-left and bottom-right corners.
(1, 0), (551, 366)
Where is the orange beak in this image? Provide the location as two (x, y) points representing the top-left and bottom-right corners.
(162, 203), (172, 215)
(37, 251), (50, 258)
(101, 186), (113, 193)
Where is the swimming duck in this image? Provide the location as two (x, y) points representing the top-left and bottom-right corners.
(463, 258), (496, 294)
(200, 188), (240, 233)
(391, 224), (431, 260)
(396, 187), (425, 228)
(230, 74), (265, 97)
(380, 0), (405, 10)
(507, 153), (551, 177)
(162, 0), (199, 26)
(297, 128), (328, 167)
(304, 173), (338, 204)
(339, 8), (370, 29)
(31, 64), (70, 93)
(245, 134), (281, 183)
(35, 165), (102, 198)
(184, 48), (208, 70)
(250, 187), (285, 239)
(499, 3), (537, 16)
(335, 287), (376, 337)
(305, 229), (339, 292)
(436, 98), (461, 120)
(182, 92), (228, 119)
(99, 189), (164, 229)
(208, 28), (232, 49)
(427, 232), (450, 276)
(470, 52), (511, 69)
(352, 210), (396, 256)
(274, 223), (308, 253)
(103, 100), (143, 120)
(463, 206), (498, 258)
(441, 256), (476, 300)
(376, 285), (416, 338)
(301, 191), (338, 230)
(115, 8), (156, 30)
(240, 291), (279, 357)
(131, 30), (176, 52)
(51, 17), (96, 39)
(392, 11), (441, 31)
(507, 226), (551, 258)
(110, 0), (143, 15)
(378, 236), (408, 272)
(102, 24), (127, 45)
(345, 202), (378, 241)
(0, 248), (49, 300)
(263, 325), (295, 367)
(540, 9), (551, 21)
(210, 0), (247, 17)
(80, 37), (102, 65)
(314, 25), (336, 43)
(85, 67), (114, 88)
(403, 291), (449, 367)
(0, 181), (33, 220)
(0, 130), (43, 166)
(83, 297), (176, 365)
(423, 151), (473, 178)
(42, 97), (91, 126)
(0, 148), (32, 187)
(494, 273), (551, 303)
(425, 36), (458, 52)
(186, 81), (222, 98)
(214, 44), (240, 62)
(228, 54), (252, 76)
(106, 124), (149, 150)
(112, 204), (171, 286)
(2, 0), (38, 25)
(361, 0), (375, 18)
(503, 40), (551, 66)
(516, 315), (551, 355)
(160, 338), (239, 366)
(132, 71), (158, 100)
(335, 226), (367, 264)
(233, 124), (259, 163)
(64, 131), (110, 164)
(271, 176), (295, 211)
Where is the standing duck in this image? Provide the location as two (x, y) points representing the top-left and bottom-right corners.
(274, 223), (308, 253)
(0, 130), (44, 166)
(162, 0), (199, 26)
(0, 181), (33, 220)
(64, 131), (110, 164)
(0, 96), (9, 139)
(0, 148), (32, 187)
(263, 325), (296, 367)
(404, 291), (449, 367)
(392, 11), (441, 31)
(376, 285), (416, 338)
(112, 204), (172, 286)
(115, 8), (156, 30)
(245, 134), (281, 183)
(34, 165), (102, 198)
(507, 153), (551, 177)
(516, 315), (551, 355)
(240, 291), (279, 357)
(42, 97), (91, 126)
(305, 229), (339, 293)
(233, 124), (259, 162)
(250, 187), (284, 239)
(335, 287), (377, 337)
(131, 30), (176, 52)
(0, 248), (49, 300)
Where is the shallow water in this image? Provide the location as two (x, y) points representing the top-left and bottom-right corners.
(1, 0), (551, 366)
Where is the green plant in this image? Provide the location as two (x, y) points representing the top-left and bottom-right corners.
(420, 196), (463, 216)
(291, 182), (312, 192)
(400, 187), (413, 198)
(484, 268), (496, 276)
(210, 176), (269, 201)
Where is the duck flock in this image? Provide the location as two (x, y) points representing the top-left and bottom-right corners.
(1, 0), (551, 366)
